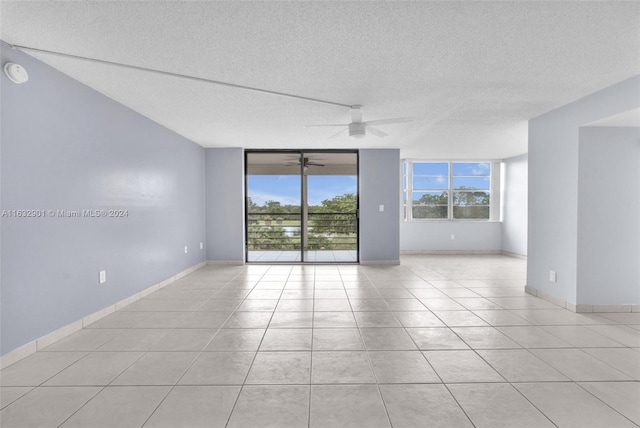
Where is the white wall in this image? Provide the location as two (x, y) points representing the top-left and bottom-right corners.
(576, 127), (640, 305)
(360, 149), (400, 263)
(501, 154), (528, 256)
(205, 148), (245, 262)
(401, 221), (502, 252)
(528, 75), (640, 305)
(1, 41), (206, 356)
(399, 160), (503, 254)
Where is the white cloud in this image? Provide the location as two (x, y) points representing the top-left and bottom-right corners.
(249, 191), (300, 206)
(471, 163), (490, 175)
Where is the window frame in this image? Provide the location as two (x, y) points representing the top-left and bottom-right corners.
(403, 160), (501, 222)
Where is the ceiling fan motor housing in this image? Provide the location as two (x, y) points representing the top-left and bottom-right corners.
(349, 122), (366, 139)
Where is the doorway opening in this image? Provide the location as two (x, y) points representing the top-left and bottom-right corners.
(245, 150), (359, 263)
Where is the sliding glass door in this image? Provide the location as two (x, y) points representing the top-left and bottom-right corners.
(245, 150), (358, 263)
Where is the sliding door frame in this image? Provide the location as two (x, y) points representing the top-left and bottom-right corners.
(244, 149), (360, 264)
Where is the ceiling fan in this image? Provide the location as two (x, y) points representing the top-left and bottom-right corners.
(306, 105), (412, 139)
(287, 157), (325, 168)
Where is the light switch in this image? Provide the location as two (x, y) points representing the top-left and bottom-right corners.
(379, 205), (384, 212)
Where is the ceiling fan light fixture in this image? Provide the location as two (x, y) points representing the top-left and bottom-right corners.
(349, 122), (366, 139)
(306, 104), (411, 139)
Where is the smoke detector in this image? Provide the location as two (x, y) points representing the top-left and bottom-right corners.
(4, 63), (29, 84)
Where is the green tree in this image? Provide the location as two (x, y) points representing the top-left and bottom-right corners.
(247, 224), (298, 250)
(264, 200), (286, 214)
(413, 191), (448, 219)
(453, 190), (489, 206)
(311, 193), (357, 234)
(453, 187), (490, 219)
(247, 193), (357, 251)
(307, 233), (331, 250)
(418, 192), (448, 205)
(247, 197), (259, 212)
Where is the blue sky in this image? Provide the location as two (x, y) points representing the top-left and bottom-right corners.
(248, 162), (488, 207)
(408, 162), (491, 191)
(247, 175), (357, 207)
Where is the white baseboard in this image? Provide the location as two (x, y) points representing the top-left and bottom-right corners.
(35, 320), (84, 351)
(0, 261), (206, 370)
(525, 285), (571, 310)
(573, 304), (638, 313)
(525, 284), (637, 313)
(176, 263), (206, 279)
(500, 250), (527, 260)
(207, 260), (245, 265)
(400, 250), (502, 255)
(360, 260), (401, 265)
(399, 250), (526, 260)
(0, 342), (37, 370)
(82, 305), (116, 327)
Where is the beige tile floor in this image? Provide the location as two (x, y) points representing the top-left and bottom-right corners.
(1, 255), (639, 427)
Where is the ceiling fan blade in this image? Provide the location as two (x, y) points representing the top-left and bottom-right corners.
(305, 123), (350, 128)
(307, 162), (325, 167)
(350, 105), (363, 123)
(365, 117), (413, 126)
(328, 128), (348, 139)
(367, 126), (389, 137)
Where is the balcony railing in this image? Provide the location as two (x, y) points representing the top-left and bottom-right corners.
(247, 212), (357, 250)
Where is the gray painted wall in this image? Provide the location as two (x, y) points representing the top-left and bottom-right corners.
(577, 127), (640, 305)
(1, 42), (205, 356)
(208, 148), (399, 263)
(359, 149), (400, 262)
(501, 154), (528, 256)
(400, 221), (502, 252)
(205, 148), (244, 261)
(528, 75), (640, 304)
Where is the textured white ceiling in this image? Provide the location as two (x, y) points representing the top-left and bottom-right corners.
(2, 1), (639, 159)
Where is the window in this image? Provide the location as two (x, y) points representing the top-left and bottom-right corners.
(403, 161), (499, 221)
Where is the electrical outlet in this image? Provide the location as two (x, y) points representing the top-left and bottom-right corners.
(451, 234), (455, 240)
(99, 270), (107, 284)
(184, 246), (188, 254)
(200, 242), (203, 250)
(549, 270), (557, 282)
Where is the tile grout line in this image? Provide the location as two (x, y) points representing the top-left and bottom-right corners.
(139, 268), (255, 428)
(573, 380), (640, 426)
(55, 385), (108, 428)
(308, 265), (316, 428)
(222, 265), (276, 428)
(411, 263), (637, 427)
(397, 279), (478, 428)
(4, 257), (639, 427)
(357, 267), (400, 428)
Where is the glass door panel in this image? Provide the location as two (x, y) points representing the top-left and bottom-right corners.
(245, 151), (358, 263)
(246, 152), (301, 262)
(304, 153), (358, 262)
